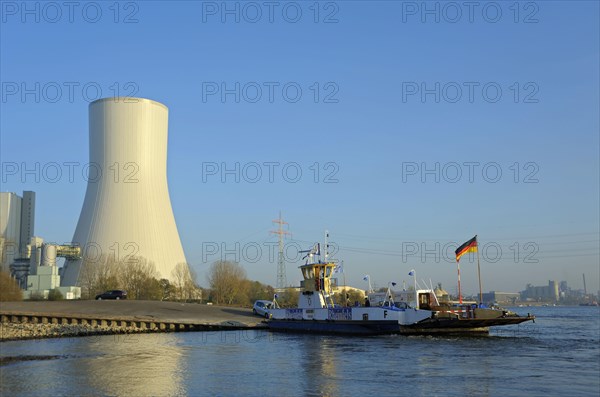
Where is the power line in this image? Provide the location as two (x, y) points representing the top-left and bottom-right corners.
(331, 231), (599, 242)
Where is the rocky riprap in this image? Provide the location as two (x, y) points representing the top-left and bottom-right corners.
(0, 322), (160, 341)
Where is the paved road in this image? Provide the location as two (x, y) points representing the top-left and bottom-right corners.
(0, 300), (265, 327)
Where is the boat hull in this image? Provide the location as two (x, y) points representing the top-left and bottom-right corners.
(267, 319), (400, 335)
(267, 314), (535, 336)
(400, 316), (535, 335)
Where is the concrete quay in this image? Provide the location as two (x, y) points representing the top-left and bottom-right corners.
(0, 300), (266, 341)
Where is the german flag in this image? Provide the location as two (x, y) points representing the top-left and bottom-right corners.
(455, 235), (478, 262)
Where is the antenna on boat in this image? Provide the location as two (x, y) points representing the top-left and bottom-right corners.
(385, 282), (397, 306)
(324, 230), (329, 263)
(429, 279), (440, 306)
(300, 243), (320, 264)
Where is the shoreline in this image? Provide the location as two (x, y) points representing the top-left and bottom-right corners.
(1, 322), (164, 342)
(0, 300), (266, 342)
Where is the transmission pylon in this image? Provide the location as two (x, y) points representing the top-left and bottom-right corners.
(270, 212), (291, 291)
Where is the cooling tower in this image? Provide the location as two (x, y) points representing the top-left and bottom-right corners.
(61, 98), (187, 286)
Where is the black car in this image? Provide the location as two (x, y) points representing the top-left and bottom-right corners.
(95, 290), (127, 300)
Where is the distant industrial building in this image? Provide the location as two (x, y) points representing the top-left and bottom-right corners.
(1, 190), (81, 299)
(21, 238), (82, 299)
(521, 280), (560, 302)
(0, 191), (35, 273)
(481, 291), (520, 305)
(61, 97), (188, 286)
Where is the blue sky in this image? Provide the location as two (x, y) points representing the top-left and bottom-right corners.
(1, 1), (599, 294)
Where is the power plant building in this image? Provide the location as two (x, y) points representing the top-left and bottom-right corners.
(0, 191), (35, 273)
(61, 98), (187, 286)
(521, 281), (560, 302)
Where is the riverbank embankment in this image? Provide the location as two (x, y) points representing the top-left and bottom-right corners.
(1, 300), (266, 341)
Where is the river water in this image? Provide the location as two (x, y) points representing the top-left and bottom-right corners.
(1, 306), (598, 396)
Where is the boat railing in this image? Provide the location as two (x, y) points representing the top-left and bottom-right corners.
(433, 305), (478, 319)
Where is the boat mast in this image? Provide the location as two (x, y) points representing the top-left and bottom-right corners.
(324, 230), (329, 263)
(456, 260), (462, 305)
(477, 238), (483, 306)
(364, 275), (374, 294)
(409, 269), (417, 308)
(322, 231), (337, 307)
(430, 279), (440, 306)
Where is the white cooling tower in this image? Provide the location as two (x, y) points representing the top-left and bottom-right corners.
(61, 98), (187, 286)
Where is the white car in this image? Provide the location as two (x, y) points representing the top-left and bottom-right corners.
(252, 300), (273, 317)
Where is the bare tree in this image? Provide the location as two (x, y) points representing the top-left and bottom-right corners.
(170, 262), (202, 301)
(158, 278), (174, 301)
(79, 255), (121, 299)
(207, 260), (247, 305)
(0, 270), (23, 301)
(80, 254), (175, 300)
(277, 288), (299, 308)
(96, 257), (120, 294)
(171, 262), (191, 301)
(184, 265), (202, 302)
(79, 259), (95, 299)
(119, 256), (158, 300)
(335, 288), (365, 307)
(79, 255), (103, 299)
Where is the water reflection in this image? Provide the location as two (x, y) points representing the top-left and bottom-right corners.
(298, 336), (339, 397)
(84, 333), (185, 396)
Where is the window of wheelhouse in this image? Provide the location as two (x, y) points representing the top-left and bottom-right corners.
(419, 292), (431, 310)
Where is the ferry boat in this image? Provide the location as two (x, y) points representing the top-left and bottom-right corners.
(392, 288), (535, 335)
(267, 240), (535, 335)
(267, 243), (432, 335)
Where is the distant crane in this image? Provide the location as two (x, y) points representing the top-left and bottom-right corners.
(582, 273), (587, 297)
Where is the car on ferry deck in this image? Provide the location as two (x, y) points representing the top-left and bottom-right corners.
(253, 300), (273, 317)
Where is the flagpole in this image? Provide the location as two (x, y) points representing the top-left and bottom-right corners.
(457, 261), (462, 304)
(411, 269), (417, 308)
(477, 241), (483, 306)
(455, 235), (477, 306)
(364, 275), (373, 294)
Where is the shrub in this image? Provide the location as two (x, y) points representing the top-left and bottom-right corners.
(48, 288), (64, 301)
(28, 291), (45, 301)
